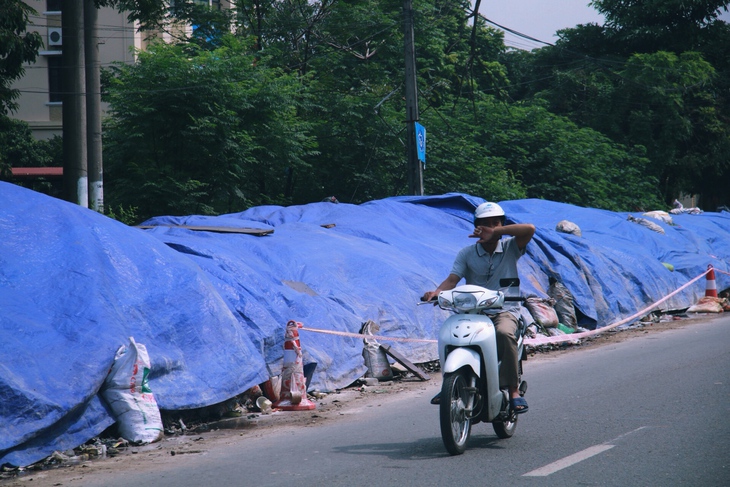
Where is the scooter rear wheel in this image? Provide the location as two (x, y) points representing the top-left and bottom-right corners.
(492, 412), (518, 438)
(493, 381), (526, 438)
(439, 369), (473, 455)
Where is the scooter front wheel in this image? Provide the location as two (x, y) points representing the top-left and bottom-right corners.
(439, 369), (473, 455)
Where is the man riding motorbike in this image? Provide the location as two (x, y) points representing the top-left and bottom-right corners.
(422, 202), (535, 413)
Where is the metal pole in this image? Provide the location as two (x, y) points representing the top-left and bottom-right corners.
(403, 0), (423, 195)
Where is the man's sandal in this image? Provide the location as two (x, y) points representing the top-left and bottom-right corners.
(510, 396), (529, 414)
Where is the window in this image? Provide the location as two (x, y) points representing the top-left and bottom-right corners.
(192, 0), (221, 10)
(47, 0), (62, 12)
(47, 56), (63, 103)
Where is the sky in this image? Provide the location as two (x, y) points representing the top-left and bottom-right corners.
(478, 0), (605, 49)
(478, 0), (730, 50)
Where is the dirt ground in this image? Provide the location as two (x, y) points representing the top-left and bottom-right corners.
(1, 312), (722, 486)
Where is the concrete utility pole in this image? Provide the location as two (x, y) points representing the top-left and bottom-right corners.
(85, 0), (103, 213)
(403, 0), (423, 196)
(62, 0), (88, 207)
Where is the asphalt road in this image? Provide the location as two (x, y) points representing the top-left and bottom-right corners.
(8, 315), (729, 487)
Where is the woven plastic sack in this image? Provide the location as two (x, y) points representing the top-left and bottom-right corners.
(101, 337), (164, 444)
(547, 280), (578, 329)
(360, 321), (393, 380)
(524, 297), (559, 329)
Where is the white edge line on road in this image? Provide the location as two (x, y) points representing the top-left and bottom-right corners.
(523, 427), (648, 477)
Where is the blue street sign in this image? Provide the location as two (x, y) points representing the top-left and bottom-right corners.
(415, 122), (426, 165)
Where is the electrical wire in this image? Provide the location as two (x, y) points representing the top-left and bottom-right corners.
(479, 14), (555, 48)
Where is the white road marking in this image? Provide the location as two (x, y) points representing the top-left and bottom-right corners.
(523, 445), (615, 477)
(523, 427), (648, 477)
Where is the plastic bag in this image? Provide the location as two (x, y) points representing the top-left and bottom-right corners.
(642, 211), (673, 225)
(101, 337), (164, 444)
(627, 215), (665, 234)
(669, 207), (702, 215)
(670, 200), (702, 215)
(524, 297), (559, 329)
(547, 279), (578, 330)
(555, 220), (582, 237)
(360, 321), (393, 380)
(686, 297), (726, 313)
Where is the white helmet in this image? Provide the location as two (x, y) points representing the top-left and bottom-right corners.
(474, 202), (505, 220)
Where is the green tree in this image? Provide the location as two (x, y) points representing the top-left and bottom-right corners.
(103, 36), (316, 223)
(281, 0), (513, 202)
(0, 117), (63, 195)
(617, 51), (721, 200)
(515, 0), (730, 208)
(590, 0), (729, 54)
(494, 103), (662, 211)
(100, 0), (675, 217)
(236, 0), (409, 202)
(421, 96), (662, 211)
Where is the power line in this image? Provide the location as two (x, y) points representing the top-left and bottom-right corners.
(479, 14), (555, 48)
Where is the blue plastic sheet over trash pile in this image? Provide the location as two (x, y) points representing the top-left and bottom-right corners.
(1, 182), (729, 467)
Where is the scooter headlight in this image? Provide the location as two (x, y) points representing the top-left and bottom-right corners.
(452, 292), (477, 311)
(437, 294), (453, 308)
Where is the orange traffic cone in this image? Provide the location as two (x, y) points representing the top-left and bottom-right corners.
(706, 265), (718, 298)
(273, 320), (316, 411)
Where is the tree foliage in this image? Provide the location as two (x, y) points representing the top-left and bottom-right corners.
(590, 0), (729, 53)
(103, 36), (316, 221)
(0, 117), (62, 196)
(511, 0), (730, 208)
(97, 0), (730, 222)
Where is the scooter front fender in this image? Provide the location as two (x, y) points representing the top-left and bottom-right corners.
(443, 347), (481, 377)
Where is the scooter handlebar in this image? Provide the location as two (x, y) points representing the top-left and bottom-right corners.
(503, 296), (525, 302)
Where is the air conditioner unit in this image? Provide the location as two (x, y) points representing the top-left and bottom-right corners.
(48, 28), (62, 47)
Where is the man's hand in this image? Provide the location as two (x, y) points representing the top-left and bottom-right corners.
(469, 225), (495, 243)
(423, 274), (460, 302)
(421, 290), (439, 302)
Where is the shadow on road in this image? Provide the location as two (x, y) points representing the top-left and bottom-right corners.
(332, 432), (509, 460)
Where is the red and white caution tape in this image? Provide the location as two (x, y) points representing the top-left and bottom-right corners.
(523, 268), (711, 346)
(301, 267), (715, 348)
(300, 326), (437, 344)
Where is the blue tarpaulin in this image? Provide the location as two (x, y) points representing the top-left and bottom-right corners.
(2, 182), (729, 467)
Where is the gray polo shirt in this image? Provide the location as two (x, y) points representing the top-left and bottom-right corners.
(450, 236), (524, 317)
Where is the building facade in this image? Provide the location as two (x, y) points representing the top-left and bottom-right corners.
(11, 1), (153, 140)
(13, 1), (234, 141)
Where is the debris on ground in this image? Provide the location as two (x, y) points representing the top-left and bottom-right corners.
(686, 296), (729, 313)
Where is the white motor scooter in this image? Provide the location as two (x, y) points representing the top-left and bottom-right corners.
(424, 279), (527, 455)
